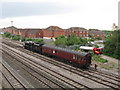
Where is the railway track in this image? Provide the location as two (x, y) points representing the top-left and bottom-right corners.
(2, 40), (120, 80)
(2, 44), (92, 89)
(1, 59), (34, 89)
(20, 48), (120, 82)
(2, 51), (69, 89)
(18, 48), (119, 89)
(2, 41), (120, 89)
(2, 40), (120, 89)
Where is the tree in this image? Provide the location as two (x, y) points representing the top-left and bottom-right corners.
(67, 34), (80, 45)
(32, 39), (44, 44)
(3, 32), (11, 38)
(55, 35), (67, 47)
(12, 35), (20, 40)
(104, 30), (120, 60)
(96, 36), (101, 40)
(55, 34), (88, 47)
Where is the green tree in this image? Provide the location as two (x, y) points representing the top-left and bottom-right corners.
(3, 32), (11, 38)
(104, 30), (120, 60)
(25, 38), (32, 41)
(55, 35), (67, 47)
(96, 36), (101, 40)
(67, 34), (80, 45)
(12, 35), (20, 40)
(32, 39), (44, 44)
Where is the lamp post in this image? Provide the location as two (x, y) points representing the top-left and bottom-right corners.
(11, 21), (13, 39)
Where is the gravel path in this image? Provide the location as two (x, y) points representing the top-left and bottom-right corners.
(101, 55), (119, 64)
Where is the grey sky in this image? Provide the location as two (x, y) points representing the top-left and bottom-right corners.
(1, 0), (119, 30)
(2, 2), (75, 18)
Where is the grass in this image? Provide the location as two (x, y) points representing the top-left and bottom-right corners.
(99, 62), (118, 70)
(92, 55), (108, 63)
(91, 55), (118, 70)
(45, 41), (55, 46)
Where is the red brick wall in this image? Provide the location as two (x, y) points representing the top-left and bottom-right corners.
(54, 30), (65, 37)
(65, 30), (88, 38)
(35, 30), (43, 38)
(42, 30), (53, 37)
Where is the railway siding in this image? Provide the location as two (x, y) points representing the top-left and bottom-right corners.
(2, 52), (52, 88)
(3, 45), (86, 89)
(3, 43), (111, 88)
(2, 60), (34, 88)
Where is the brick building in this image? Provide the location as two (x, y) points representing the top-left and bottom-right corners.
(27, 29), (43, 38)
(65, 27), (89, 38)
(3, 26), (18, 34)
(19, 29), (30, 38)
(89, 29), (104, 39)
(42, 26), (65, 39)
(3, 26), (105, 40)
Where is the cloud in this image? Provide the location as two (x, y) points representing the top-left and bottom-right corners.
(2, 2), (75, 18)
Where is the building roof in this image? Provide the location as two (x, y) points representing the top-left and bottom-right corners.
(46, 26), (63, 31)
(67, 27), (88, 31)
(6, 26), (18, 31)
(19, 29), (28, 33)
(89, 30), (104, 35)
(27, 29), (41, 34)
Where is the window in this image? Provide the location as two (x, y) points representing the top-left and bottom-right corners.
(73, 55), (76, 59)
(53, 50), (55, 53)
(53, 50), (57, 53)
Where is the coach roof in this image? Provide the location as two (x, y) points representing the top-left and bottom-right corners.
(43, 45), (88, 56)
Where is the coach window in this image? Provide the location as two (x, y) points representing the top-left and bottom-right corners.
(73, 55), (76, 59)
(53, 50), (55, 53)
(53, 50), (57, 53)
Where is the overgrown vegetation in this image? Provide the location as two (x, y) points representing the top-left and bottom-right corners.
(55, 35), (67, 47)
(32, 39), (44, 44)
(55, 34), (88, 47)
(3, 32), (44, 44)
(3, 32), (12, 38)
(92, 55), (108, 63)
(12, 35), (20, 40)
(103, 30), (120, 60)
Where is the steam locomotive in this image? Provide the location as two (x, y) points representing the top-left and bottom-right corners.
(24, 41), (91, 68)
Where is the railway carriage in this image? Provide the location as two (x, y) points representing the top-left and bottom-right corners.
(42, 45), (91, 68)
(24, 42), (91, 68)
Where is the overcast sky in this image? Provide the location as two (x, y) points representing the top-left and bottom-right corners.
(0, 0), (119, 30)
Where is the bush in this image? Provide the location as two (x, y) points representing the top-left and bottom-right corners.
(32, 39), (44, 44)
(94, 44), (99, 48)
(74, 46), (80, 51)
(12, 35), (20, 40)
(3, 32), (11, 38)
(92, 55), (108, 63)
(25, 38), (32, 41)
(21, 38), (26, 42)
(103, 30), (120, 60)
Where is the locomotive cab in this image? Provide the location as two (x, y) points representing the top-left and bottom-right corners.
(24, 41), (34, 51)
